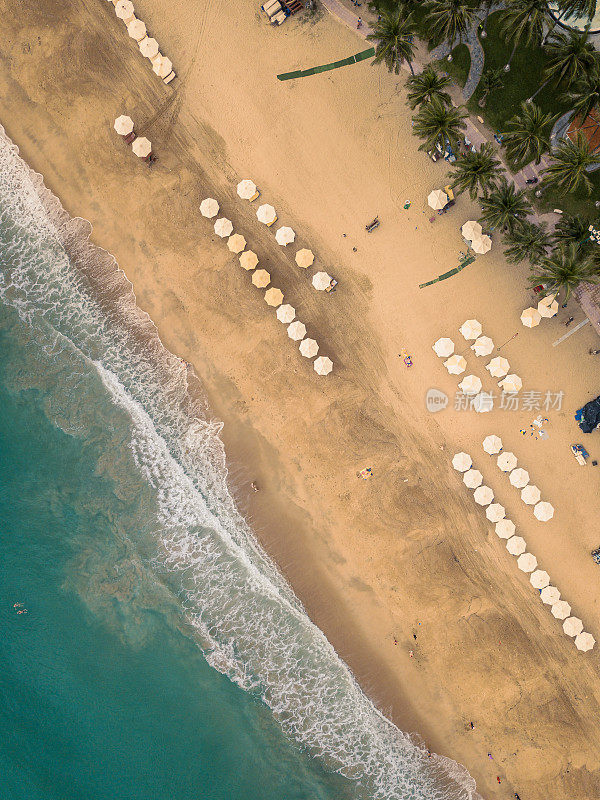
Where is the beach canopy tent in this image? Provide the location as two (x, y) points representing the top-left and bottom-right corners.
(563, 617), (584, 637)
(312, 271), (333, 291)
(427, 189), (449, 210)
(521, 307), (542, 328)
(257, 204), (277, 225)
(471, 234), (492, 254)
(521, 484), (541, 505)
(458, 375), (482, 395)
(227, 234), (246, 253)
(314, 356), (333, 376)
(463, 469), (483, 489)
(506, 535), (527, 556)
(474, 485), (494, 506)
(287, 321), (306, 341)
(214, 218), (233, 238)
(276, 304), (295, 323)
(299, 338), (319, 358)
(275, 226), (295, 246)
(517, 553), (538, 573)
(452, 452), (472, 472)
(295, 249), (314, 269)
(127, 17), (146, 40)
(472, 392), (494, 413)
(495, 519), (516, 539)
(483, 434), (502, 454)
(530, 570), (550, 589)
(252, 269), (271, 288)
(534, 501), (554, 521)
(139, 37), (160, 59)
(239, 250), (259, 271)
(471, 336), (494, 357)
(575, 632), (595, 652)
(551, 599), (570, 618)
(459, 319), (482, 340)
(132, 137), (152, 158)
(541, 585), (560, 605)
(200, 198), (219, 218)
(115, 0), (135, 21)
(237, 179), (258, 201)
(461, 220), (482, 241)
(509, 468), (530, 488)
(497, 451), (517, 471)
(152, 55), (173, 78)
(264, 287), (284, 307)
(433, 337), (454, 358)
(486, 356), (510, 378)
(114, 115), (134, 135)
(499, 374), (522, 393)
(576, 394), (600, 433)
(486, 503), (506, 523)
(444, 354), (466, 374)
(538, 294), (559, 318)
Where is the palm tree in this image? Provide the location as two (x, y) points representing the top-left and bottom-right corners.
(530, 243), (599, 300)
(412, 97), (468, 153)
(499, 0), (551, 72)
(423, 0), (476, 49)
(564, 65), (600, 130)
(557, 0), (598, 22)
(448, 143), (503, 199)
(477, 67), (504, 108)
(502, 102), (557, 167)
(553, 213), (593, 252)
(478, 0), (495, 36)
(542, 134), (600, 195)
(503, 220), (551, 264)
(406, 66), (452, 109)
(479, 177), (532, 233)
(367, 10), (418, 75)
(529, 28), (596, 101)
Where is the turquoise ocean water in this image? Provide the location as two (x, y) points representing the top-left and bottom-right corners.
(0, 125), (479, 800)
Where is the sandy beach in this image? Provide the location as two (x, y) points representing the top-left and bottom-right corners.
(3, 1), (600, 797)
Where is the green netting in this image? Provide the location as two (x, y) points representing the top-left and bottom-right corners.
(277, 47), (375, 80)
(419, 256), (476, 288)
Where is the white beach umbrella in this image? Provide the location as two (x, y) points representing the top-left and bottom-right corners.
(471, 234), (492, 254)
(534, 501), (554, 522)
(132, 137), (152, 158)
(474, 485), (494, 506)
(264, 287), (284, 307)
(452, 452), (472, 472)
(444, 354), (466, 375)
(200, 198), (219, 218)
(486, 356), (510, 378)
(575, 632), (595, 652)
(506, 535), (526, 556)
(295, 249), (314, 269)
(521, 484), (541, 505)
(139, 37), (159, 59)
(541, 585), (560, 605)
(517, 553), (538, 573)
(538, 295), (558, 318)
(499, 374), (522, 393)
(276, 304), (295, 324)
(299, 338), (319, 358)
(463, 469), (483, 489)
(428, 189), (448, 210)
(239, 251), (259, 271)
(214, 218), (233, 238)
(115, 0), (135, 21)
(459, 319), (482, 340)
(471, 392), (494, 413)
(530, 570), (550, 589)
(237, 179), (258, 200)
(497, 451), (517, 472)
(563, 617), (584, 637)
(287, 321), (306, 341)
(433, 337), (455, 358)
(252, 269), (270, 288)
(152, 55), (173, 79)
(509, 468), (529, 488)
(551, 599), (570, 618)
(483, 434), (503, 455)
(257, 204), (277, 225)
(312, 272), (333, 291)
(314, 356), (334, 376)
(471, 336), (494, 357)
(458, 375), (482, 396)
(275, 226), (295, 246)
(127, 17), (146, 41)
(461, 220), (482, 241)
(114, 115), (134, 135)
(521, 307), (542, 328)
(495, 519), (516, 539)
(486, 503), (506, 523)
(227, 234), (246, 253)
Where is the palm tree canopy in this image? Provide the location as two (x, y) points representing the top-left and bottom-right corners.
(479, 67), (504, 97)
(544, 28), (597, 88)
(367, 10), (417, 75)
(423, 0), (476, 48)
(499, 0), (550, 49)
(412, 96), (468, 153)
(530, 242), (599, 300)
(503, 220), (551, 264)
(448, 143), (503, 199)
(406, 66), (452, 109)
(542, 134), (600, 195)
(564, 67), (600, 129)
(553, 213), (594, 251)
(557, 0), (597, 20)
(502, 101), (557, 167)
(478, 176), (532, 233)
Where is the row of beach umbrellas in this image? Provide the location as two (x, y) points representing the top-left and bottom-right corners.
(521, 295), (559, 327)
(460, 220), (492, 255)
(452, 450), (594, 651)
(113, 115), (153, 159)
(109, 0), (175, 82)
(200, 196), (333, 376)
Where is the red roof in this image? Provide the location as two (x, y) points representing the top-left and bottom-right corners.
(567, 108), (600, 152)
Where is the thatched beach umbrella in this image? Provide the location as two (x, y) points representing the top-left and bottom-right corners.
(483, 434), (502, 454)
(237, 179), (258, 201)
(152, 55), (173, 79)
(497, 451), (517, 472)
(521, 484), (541, 505)
(509, 468), (529, 488)
(314, 356), (333, 376)
(495, 519), (515, 539)
(252, 269), (270, 288)
(276, 304), (295, 324)
(563, 617), (583, 637)
(499, 374), (522, 393)
(551, 599), (570, 618)
(444, 354), (466, 374)
(275, 226), (295, 246)
(486, 503), (506, 523)
(486, 356), (510, 378)
(214, 218), (233, 238)
(115, 0), (135, 21)
(139, 37), (159, 59)
(200, 198), (219, 218)
(433, 337), (454, 357)
(227, 234), (246, 253)
(517, 553), (538, 573)
(471, 336), (494, 357)
(458, 375), (482, 395)
(461, 220), (482, 241)
(257, 204), (277, 226)
(452, 452), (472, 472)
(534, 501), (554, 522)
(530, 570), (550, 589)
(538, 294), (558, 318)
(299, 338), (319, 358)
(463, 469), (483, 489)
(575, 632), (595, 652)
(127, 17), (146, 40)
(506, 535), (526, 556)
(474, 485), (494, 506)
(287, 321), (306, 341)
(239, 251), (259, 271)
(428, 189), (448, 210)
(459, 319), (482, 340)
(521, 307), (542, 328)
(312, 271), (332, 291)
(114, 115), (134, 135)
(295, 249), (314, 269)
(470, 234), (492, 254)
(264, 287), (283, 307)
(132, 136), (152, 158)
(541, 585), (560, 605)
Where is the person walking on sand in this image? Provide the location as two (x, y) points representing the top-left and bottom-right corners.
(357, 17), (362, 29)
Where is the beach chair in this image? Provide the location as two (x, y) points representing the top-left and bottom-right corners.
(262, 0), (281, 15)
(271, 11), (287, 23)
(163, 71), (176, 84)
(282, 0), (304, 12)
(571, 444), (589, 465)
